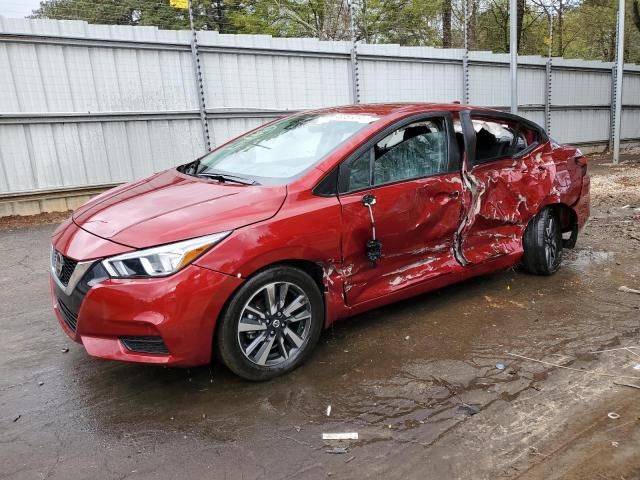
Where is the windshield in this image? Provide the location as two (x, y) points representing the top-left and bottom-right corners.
(192, 112), (380, 182)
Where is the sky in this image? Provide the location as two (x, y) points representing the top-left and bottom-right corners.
(0, 0), (42, 18)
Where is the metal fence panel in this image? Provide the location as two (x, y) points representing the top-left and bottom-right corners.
(0, 17), (639, 198)
(551, 109), (611, 144)
(551, 68), (612, 106)
(622, 72), (640, 105)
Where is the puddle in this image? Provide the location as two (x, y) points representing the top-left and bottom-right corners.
(564, 249), (614, 272)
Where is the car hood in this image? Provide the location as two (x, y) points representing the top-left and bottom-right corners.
(73, 170), (287, 248)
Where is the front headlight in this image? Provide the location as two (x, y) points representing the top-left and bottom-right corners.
(102, 231), (231, 278)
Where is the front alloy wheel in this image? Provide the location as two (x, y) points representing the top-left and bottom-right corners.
(217, 266), (324, 381)
(237, 282), (312, 366)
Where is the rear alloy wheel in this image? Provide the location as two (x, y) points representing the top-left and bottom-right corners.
(522, 208), (563, 275)
(217, 266), (323, 381)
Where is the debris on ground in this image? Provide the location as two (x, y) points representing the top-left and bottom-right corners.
(326, 405), (332, 416)
(345, 456), (355, 464)
(496, 363), (506, 370)
(0, 211), (72, 231)
(458, 403), (481, 416)
(325, 447), (348, 454)
(608, 412), (621, 419)
(38, 381), (44, 386)
(618, 285), (640, 295)
(614, 382), (640, 390)
(13, 414), (21, 422)
(294, 425), (301, 432)
(322, 433), (358, 440)
(506, 352), (640, 380)
(61, 348), (69, 353)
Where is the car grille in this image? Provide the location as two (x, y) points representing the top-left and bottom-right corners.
(51, 249), (78, 287)
(57, 298), (78, 332)
(120, 336), (169, 355)
(59, 257), (78, 285)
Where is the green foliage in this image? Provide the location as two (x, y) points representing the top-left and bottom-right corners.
(30, 0), (640, 63)
(32, 0), (190, 29)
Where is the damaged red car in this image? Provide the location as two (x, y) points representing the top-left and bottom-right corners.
(50, 103), (590, 380)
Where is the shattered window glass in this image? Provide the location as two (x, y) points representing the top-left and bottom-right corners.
(372, 119), (449, 185)
(471, 118), (521, 164)
(348, 150), (371, 191)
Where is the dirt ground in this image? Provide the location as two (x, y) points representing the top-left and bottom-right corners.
(1, 153), (639, 480)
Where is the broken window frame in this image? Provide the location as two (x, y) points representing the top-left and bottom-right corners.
(464, 111), (547, 169)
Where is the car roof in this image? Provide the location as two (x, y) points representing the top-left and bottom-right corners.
(306, 102), (497, 117)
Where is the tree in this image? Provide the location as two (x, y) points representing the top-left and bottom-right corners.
(442, 0), (452, 47)
(231, 0), (351, 40)
(31, 0), (244, 32)
(29, 0), (640, 63)
(32, 0), (186, 29)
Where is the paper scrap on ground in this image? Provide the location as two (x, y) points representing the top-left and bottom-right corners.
(322, 433), (358, 440)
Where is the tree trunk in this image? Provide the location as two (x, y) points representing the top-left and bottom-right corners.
(517, 0), (525, 51)
(556, 0), (564, 56)
(442, 0), (452, 48)
(469, 0), (478, 49)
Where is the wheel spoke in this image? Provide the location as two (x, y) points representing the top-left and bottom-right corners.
(283, 295), (307, 317)
(288, 312), (311, 324)
(264, 284), (277, 315)
(244, 332), (267, 356)
(278, 283), (289, 309)
(245, 305), (266, 319)
(277, 334), (289, 360)
(284, 327), (304, 348)
(238, 319), (267, 332)
(255, 335), (276, 365)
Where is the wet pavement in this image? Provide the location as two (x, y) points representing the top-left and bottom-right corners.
(1, 154), (640, 479)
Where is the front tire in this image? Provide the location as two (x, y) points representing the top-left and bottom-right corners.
(522, 208), (563, 275)
(216, 266), (324, 381)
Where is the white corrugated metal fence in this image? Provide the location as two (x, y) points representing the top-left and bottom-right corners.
(0, 17), (639, 215)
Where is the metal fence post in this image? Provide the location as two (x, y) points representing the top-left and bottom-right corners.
(612, 0), (625, 163)
(544, 12), (553, 135)
(462, 0), (470, 104)
(348, 0), (360, 104)
(188, 0), (211, 151)
(509, 0), (518, 114)
(609, 65), (617, 152)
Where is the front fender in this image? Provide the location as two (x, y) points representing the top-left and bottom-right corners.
(194, 195), (342, 278)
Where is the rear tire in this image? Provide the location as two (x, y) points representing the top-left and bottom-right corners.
(216, 266), (324, 381)
(522, 208), (563, 275)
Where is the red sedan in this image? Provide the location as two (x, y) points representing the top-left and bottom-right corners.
(50, 103), (590, 380)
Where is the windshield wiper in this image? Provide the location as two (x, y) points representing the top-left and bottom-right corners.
(196, 172), (259, 185)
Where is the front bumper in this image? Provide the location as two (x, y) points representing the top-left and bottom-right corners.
(51, 256), (243, 367)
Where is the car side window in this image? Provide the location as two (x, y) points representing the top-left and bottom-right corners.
(343, 118), (451, 192)
(471, 117), (520, 164)
(348, 150), (371, 191)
